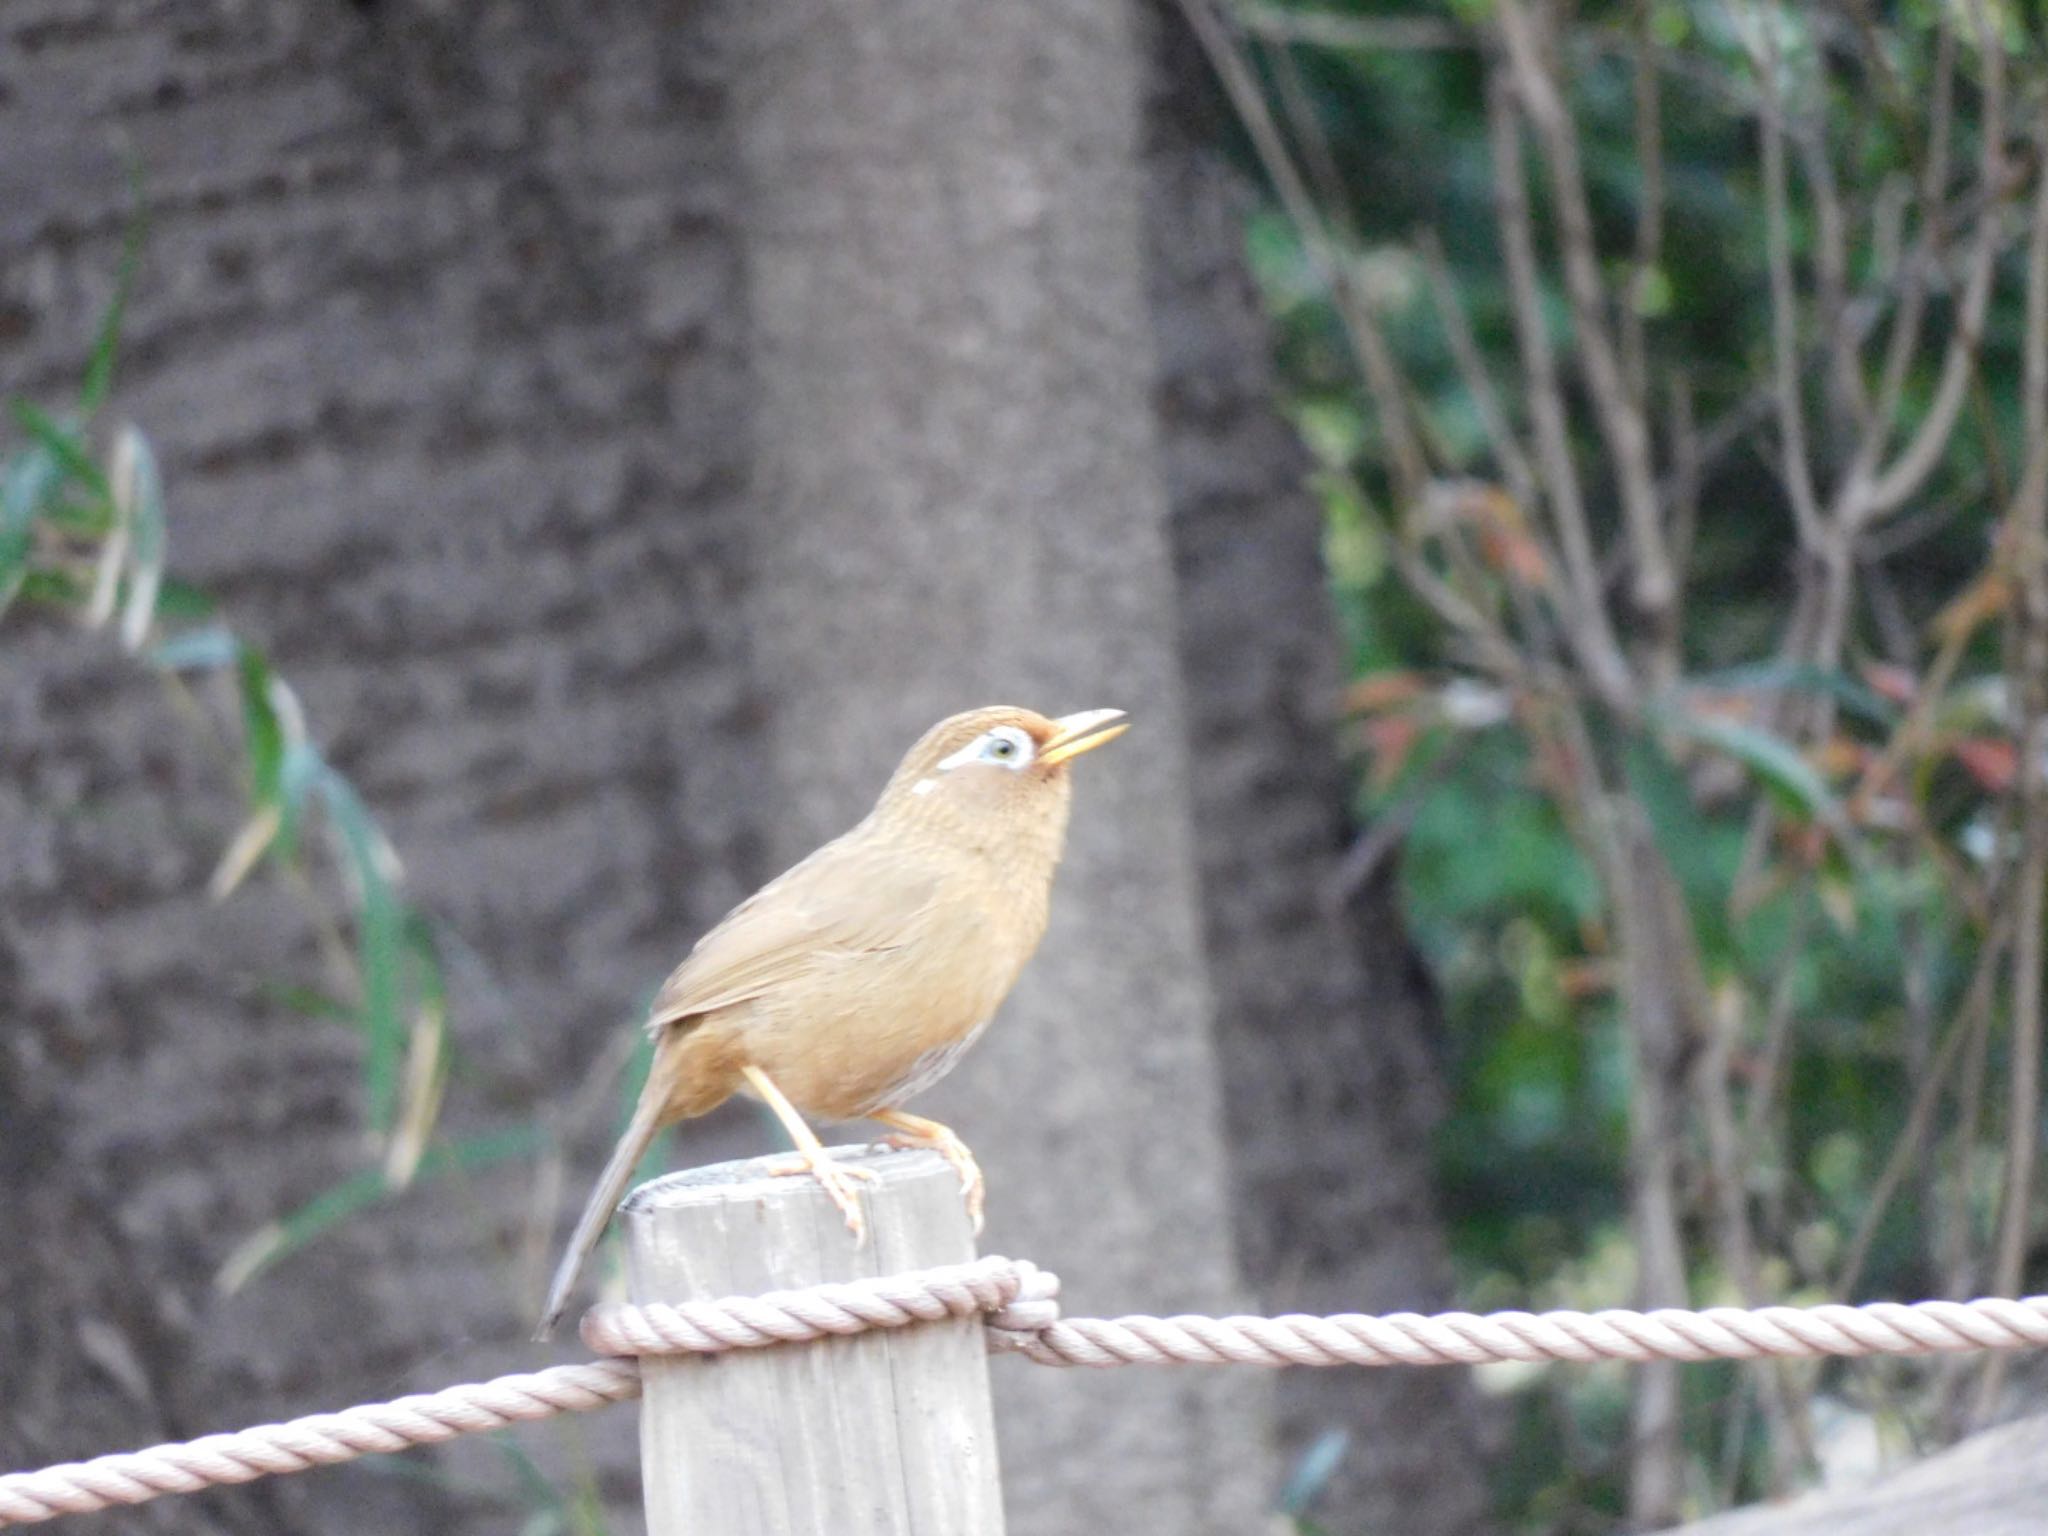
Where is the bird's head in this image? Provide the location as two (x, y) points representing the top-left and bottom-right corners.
(875, 706), (1129, 847)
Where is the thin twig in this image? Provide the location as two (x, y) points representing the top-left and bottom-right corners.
(1233, 6), (1472, 53)
(1484, 66), (1635, 711)
(1750, 5), (1824, 548)
(1834, 912), (2011, 1300)
(1863, 0), (2008, 521)
(1497, 0), (1673, 629)
(1620, 1), (1665, 414)
(1857, 11), (1955, 490)
(1701, 985), (1815, 1488)
(1975, 111), (2048, 1420)
(1176, 0), (1433, 500)
(1418, 229), (1542, 515)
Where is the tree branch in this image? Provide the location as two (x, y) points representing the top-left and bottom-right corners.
(1485, 66), (1636, 712)
(1497, 0), (1673, 628)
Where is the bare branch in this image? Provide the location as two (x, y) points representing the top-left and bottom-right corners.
(1855, 12), (1955, 495)
(1497, 0), (1673, 626)
(1176, 0), (1432, 499)
(1234, 6), (1472, 53)
(1834, 913), (2009, 1299)
(1863, 3), (2008, 520)
(1418, 229), (1541, 513)
(1701, 985), (1815, 1488)
(1485, 68), (1636, 711)
(1978, 103), (2048, 1420)
(1620, 2), (1665, 411)
(1750, 9), (1825, 547)
(1794, 106), (1867, 431)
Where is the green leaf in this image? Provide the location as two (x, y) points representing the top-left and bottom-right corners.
(235, 645), (286, 805)
(1292, 397), (1368, 468)
(384, 910), (452, 1187)
(260, 983), (359, 1025)
(114, 427), (166, 651)
(1622, 735), (1743, 960)
(80, 188), (147, 416)
(0, 446), (60, 616)
(9, 400), (109, 498)
(152, 578), (216, 622)
(317, 767), (407, 1134)
(269, 737), (324, 863)
(150, 626), (240, 671)
(12, 568), (87, 607)
(1278, 1429), (1352, 1517)
(1658, 707), (1850, 835)
(1685, 663), (1899, 729)
(213, 1126), (543, 1293)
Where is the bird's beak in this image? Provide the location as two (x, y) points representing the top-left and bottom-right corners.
(1039, 708), (1130, 766)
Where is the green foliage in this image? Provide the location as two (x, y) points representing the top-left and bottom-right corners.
(215, 1128), (543, 1295)
(1238, 0), (2048, 1523)
(2, 277), (474, 1265)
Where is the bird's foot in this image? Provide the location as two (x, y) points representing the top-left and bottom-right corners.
(874, 1113), (984, 1234)
(762, 1149), (877, 1244)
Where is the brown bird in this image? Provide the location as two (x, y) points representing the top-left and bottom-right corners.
(537, 704), (1129, 1336)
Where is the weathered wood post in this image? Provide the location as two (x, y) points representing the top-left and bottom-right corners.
(623, 1145), (1005, 1535)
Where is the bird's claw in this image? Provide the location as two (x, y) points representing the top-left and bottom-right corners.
(881, 1128), (986, 1234)
(763, 1150), (877, 1244)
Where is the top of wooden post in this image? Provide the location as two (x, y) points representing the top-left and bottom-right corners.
(623, 1142), (1004, 1535)
(620, 1143), (977, 1297)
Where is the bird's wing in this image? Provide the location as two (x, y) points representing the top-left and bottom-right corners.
(646, 835), (941, 1034)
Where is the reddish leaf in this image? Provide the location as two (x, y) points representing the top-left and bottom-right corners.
(1459, 485), (1552, 589)
(1476, 524), (1551, 587)
(1344, 671), (1430, 715)
(1362, 713), (1424, 791)
(1860, 661), (1918, 706)
(1953, 736), (2019, 793)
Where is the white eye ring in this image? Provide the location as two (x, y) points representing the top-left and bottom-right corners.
(938, 726), (1036, 773)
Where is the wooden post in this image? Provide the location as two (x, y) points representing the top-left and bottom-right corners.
(623, 1144), (1005, 1536)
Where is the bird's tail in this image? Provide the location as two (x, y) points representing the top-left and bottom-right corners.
(535, 1092), (666, 1341)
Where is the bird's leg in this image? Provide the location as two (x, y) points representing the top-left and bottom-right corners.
(742, 1064), (876, 1244)
(869, 1108), (985, 1234)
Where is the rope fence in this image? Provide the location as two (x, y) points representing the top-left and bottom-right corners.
(8, 1255), (2048, 1528)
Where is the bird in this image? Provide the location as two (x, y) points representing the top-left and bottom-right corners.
(536, 704), (1129, 1337)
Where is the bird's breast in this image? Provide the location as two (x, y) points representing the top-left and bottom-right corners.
(737, 877), (1046, 1121)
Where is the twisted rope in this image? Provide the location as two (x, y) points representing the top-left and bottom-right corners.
(0, 1361), (641, 1528)
(999, 1291), (2048, 1368)
(579, 1255), (1036, 1355)
(10, 1255), (2048, 1528)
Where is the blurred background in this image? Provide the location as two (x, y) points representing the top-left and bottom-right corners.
(3, 1), (2046, 1533)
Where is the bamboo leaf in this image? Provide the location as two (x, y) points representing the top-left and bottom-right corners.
(213, 1127), (543, 1294)
(80, 191), (146, 415)
(208, 803), (284, 902)
(277, 738), (324, 857)
(84, 493), (128, 629)
(0, 446), (60, 617)
(153, 579), (216, 622)
(10, 400), (109, 498)
(317, 767), (407, 1136)
(150, 626), (240, 671)
(1278, 1429), (1352, 1518)
(259, 983), (358, 1025)
(384, 916), (451, 1189)
(235, 646), (286, 806)
(112, 426), (166, 651)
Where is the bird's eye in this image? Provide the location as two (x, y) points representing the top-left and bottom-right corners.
(936, 726), (1036, 775)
